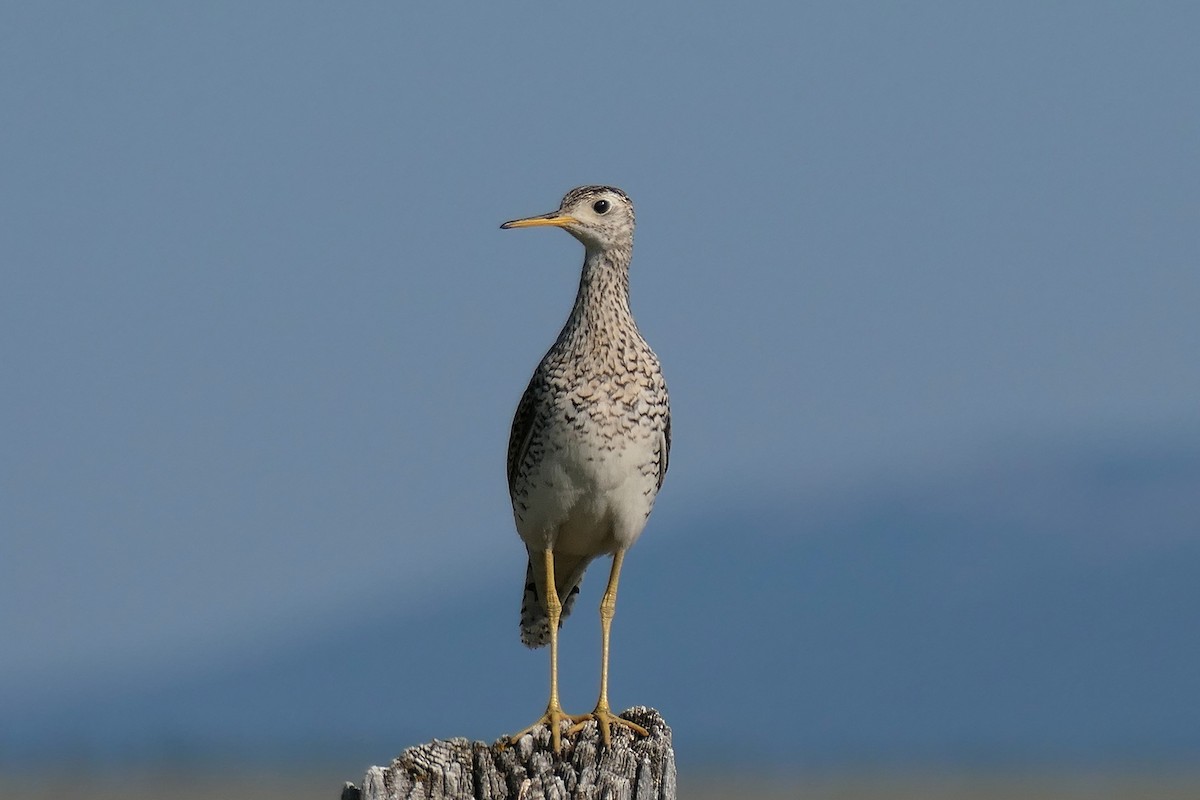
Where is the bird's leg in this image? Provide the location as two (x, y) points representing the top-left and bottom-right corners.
(568, 549), (649, 746)
(511, 548), (583, 753)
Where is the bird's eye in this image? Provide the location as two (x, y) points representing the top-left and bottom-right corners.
(592, 199), (611, 215)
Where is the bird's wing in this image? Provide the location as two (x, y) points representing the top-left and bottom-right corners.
(507, 374), (539, 495)
(656, 402), (671, 492)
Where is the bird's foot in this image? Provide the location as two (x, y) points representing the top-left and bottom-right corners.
(567, 702), (649, 748)
(510, 703), (591, 754)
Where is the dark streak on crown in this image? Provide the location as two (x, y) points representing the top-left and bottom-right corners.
(561, 185), (632, 209)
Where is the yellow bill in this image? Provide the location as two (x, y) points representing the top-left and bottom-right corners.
(500, 214), (579, 230)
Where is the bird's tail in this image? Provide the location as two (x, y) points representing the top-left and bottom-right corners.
(519, 552), (592, 648)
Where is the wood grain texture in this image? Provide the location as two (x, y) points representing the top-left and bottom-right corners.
(343, 707), (675, 800)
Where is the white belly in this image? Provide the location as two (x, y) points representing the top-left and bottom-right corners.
(514, 429), (660, 556)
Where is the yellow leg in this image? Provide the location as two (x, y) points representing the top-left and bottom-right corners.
(510, 548), (587, 753)
(569, 549), (649, 746)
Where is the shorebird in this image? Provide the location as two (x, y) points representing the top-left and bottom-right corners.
(501, 186), (671, 753)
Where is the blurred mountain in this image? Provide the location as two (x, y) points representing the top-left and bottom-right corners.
(3, 442), (1198, 772)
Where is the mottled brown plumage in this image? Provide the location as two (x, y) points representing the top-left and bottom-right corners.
(501, 185), (670, 751)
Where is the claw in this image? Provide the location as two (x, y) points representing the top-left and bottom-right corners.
(567, 705), (649, 747)
(511, 706), (592, 753)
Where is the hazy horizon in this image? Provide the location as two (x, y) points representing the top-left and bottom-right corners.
(3, 3), (1197, 790)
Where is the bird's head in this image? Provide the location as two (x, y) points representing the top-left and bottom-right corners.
(501, 185), (634, 253)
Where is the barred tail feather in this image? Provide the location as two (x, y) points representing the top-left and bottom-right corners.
(519, 554), (591, 648)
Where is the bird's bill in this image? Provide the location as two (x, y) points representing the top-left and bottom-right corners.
(500, 213), (578, 230)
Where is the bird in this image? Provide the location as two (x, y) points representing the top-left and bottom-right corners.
(500, 186), (671, 753)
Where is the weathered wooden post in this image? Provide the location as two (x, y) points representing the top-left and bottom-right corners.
(342, 706), (675, 800)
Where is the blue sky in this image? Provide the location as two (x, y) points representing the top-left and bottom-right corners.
(2, 2), (1197, 711)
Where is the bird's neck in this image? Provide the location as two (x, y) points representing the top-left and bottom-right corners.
(563, 247), (636, 342)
